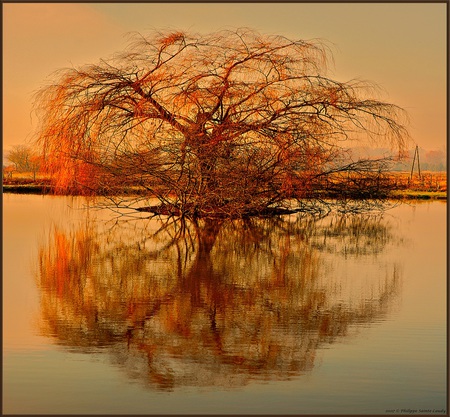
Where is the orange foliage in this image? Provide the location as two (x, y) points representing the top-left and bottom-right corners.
(32, 28), (409, 214)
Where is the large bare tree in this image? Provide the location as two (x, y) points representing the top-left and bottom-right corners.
(33, 28), (408, 217)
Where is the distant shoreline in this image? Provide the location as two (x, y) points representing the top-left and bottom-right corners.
(3, 170), (447, 202)
(3, 183), (447, 200)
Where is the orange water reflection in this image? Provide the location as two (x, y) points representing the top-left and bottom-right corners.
(35, 213), (401, 391)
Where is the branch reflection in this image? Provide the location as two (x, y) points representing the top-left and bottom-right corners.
(35, 213), (401, 391)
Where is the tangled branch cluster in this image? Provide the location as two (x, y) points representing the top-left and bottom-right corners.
(34, 28), (409, 217)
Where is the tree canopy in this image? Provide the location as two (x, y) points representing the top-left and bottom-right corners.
(33, 28), (409, 217)
(6, 145), (41, 179)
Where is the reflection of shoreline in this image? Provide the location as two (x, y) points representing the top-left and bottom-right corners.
(35, 214), (401, 391)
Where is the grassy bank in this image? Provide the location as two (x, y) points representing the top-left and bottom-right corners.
(390, 190), (447, 200)
(2, 184), (52, 194)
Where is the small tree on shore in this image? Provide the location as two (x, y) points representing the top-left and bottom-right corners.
(6, 145), (42, 180)
(7, 145), (31, 172)
(33, 28), (408, 217)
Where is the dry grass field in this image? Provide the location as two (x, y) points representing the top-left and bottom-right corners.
(3, 169), (447, 199)
(3, 170), (50, 183)
(387, 171), (447, 200)
(389, 171), (447, 192)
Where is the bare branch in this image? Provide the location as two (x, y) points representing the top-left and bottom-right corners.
(32, 28), (410, 216)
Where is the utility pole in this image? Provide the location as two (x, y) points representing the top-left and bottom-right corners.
(410, 145), (421, 180)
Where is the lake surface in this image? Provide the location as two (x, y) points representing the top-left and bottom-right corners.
(3, 194), (447, 415)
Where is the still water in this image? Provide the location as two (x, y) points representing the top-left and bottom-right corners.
(3, 194), (447, 415)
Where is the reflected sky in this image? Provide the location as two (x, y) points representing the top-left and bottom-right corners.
(3, 195), (446, 414)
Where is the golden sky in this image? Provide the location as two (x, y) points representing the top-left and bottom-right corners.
(2, 2), (447, 154)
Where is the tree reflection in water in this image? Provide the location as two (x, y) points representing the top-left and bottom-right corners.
(35, 212), (401, 391)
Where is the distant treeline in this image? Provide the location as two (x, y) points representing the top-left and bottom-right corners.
(349, 146), (446, 172)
